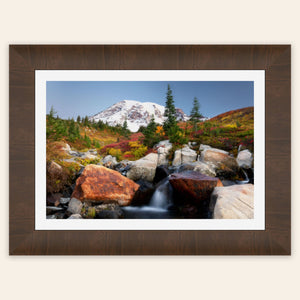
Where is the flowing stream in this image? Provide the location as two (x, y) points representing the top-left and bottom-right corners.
(121, 178), (174, 219)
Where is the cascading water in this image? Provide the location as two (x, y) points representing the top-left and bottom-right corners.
(236, 168), (250, 184)
(121, 177), (174, 219)
(149, 178), (173, 209)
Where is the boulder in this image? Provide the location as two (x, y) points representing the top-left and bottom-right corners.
(67, 198), (83, 215)
(153, 165), (170, 185)
(60, 197), (70, 205)
(126, 153), (158, 182)
(210, 184), (254, 219)
(68, 214), (82, 219)
(172, 150), (182, 166)
(236, 149), (253, 169)
(199, 144), (229, 155)
(201, 149), (239, 179)
(71, 165), (139, 206)
(155, 140), (172, 165)
(131, 180), (155, 206)
(169, 171), (223, 205)
(102, 155), (118, 169)
(47, 161), (68, 194)
(178, 161), (216, 177)
(94, 203), (124, 219)
(172, 146), (197, 166)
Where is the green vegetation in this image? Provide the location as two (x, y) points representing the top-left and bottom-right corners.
(190, 97), (203, 131)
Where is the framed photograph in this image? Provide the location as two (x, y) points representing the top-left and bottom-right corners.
(10, 45), (291, 255)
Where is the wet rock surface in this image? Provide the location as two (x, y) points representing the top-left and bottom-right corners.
(72, 165), (139, 206)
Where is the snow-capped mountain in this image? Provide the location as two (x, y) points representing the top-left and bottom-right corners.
(89, 100), (190, 132)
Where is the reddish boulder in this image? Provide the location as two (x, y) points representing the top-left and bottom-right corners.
(169, 171), (223, 205)
(71, 165), (139, 206)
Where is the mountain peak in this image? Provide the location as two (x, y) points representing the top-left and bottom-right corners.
(89, 100), (189, 132)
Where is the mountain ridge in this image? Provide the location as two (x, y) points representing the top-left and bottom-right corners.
(89, 100), (191, 132)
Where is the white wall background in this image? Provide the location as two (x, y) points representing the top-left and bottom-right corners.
(0, 1), (298, 299)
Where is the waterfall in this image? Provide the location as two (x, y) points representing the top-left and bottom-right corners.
(149, 178), (172, 209)
(236, 168), (250, 184)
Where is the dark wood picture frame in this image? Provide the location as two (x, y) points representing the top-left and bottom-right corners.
(9, 45), (291, 255)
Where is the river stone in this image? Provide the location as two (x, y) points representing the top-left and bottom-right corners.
(46, 206), (64, 215)
(60, 197), (70, 205)
(155, 140), (172, 165)
(126, 153), (158, 182)
(172, 146), (197, 166)
(199, 144), (229, 155)
(169, 171), (223, 205)
(94, 203), (124, 219)
(67, 198), (83, 215)
(72, 165), (139, 206)
(237, 149), (253, 169)
(172, 150), (182, 166)
(102, 155), (118, 168)
(201, 149), (239, 179)
(178, 161), (216, 177)
(68, 214), (82, 219)
(210, 184), (254, 219)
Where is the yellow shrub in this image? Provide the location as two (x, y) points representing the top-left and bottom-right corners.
(128, 141), (140, 149)
(225, 124), (237, 129)
(133, 145), (147, 159)
(107, 148), (122, 160)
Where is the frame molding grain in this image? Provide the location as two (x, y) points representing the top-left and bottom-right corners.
(9, 45), (291, 255)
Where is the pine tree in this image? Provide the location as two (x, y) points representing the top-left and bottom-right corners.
(122, 117), (128, 131)
(163, 85), (177, 133)
(190, 97), (203, 131)
(76, 115), (81, 123)
(143, 115), (159, 147)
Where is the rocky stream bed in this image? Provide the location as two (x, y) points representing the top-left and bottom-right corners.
(47, 141), (254, 220)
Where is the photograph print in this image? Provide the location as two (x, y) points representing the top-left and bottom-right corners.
(44, 74), (258, 223)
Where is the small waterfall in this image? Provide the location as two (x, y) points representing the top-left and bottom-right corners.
(236, 168), (250, 184)
(149, 178), (173, 209)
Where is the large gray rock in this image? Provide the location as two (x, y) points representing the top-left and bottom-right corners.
(172, 146), (197, 166)
(199, 144), (229, 155)
(180, 161), (217, 177)
(210, 184), (254, 219)
(200, 149), (239, 179)
(67, 198), (83, 215)
(172, 150), (182, 166)
(155, 140), (172, 165)
(126, 153), (158, 182)
(236, 149), (253, 169)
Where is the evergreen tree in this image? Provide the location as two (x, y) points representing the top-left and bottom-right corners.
(190, 97), (202, 131)
(77, 115), (81, 123)
(48, 106), (56, 125)
(83, 116), (89, 127)
(122, 117), (128, 131)
(143, 115), (160, 147)
(163, 85), (177, 133)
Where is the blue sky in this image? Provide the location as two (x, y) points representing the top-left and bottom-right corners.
(46, 81), (254, 119)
